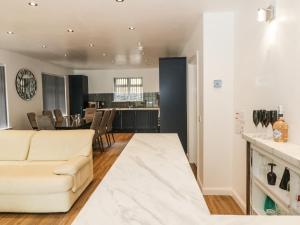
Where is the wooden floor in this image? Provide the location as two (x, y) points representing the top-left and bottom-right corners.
(204, 195), (244, 215)
(0, 133), (243, 225)
(189, 164), (244, 215)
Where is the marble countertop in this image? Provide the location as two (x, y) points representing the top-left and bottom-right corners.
(243, 133), (300, 168)
(72, 133), (299, 225)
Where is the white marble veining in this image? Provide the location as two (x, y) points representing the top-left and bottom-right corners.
(72, 133), (300, 225)
(72, 134), (209, 225)
(243, 133), (300, 168)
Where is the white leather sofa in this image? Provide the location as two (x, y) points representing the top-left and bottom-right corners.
(0, 130), (94, 213)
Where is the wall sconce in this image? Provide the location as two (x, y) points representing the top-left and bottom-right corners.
(257, 5), (275, 22)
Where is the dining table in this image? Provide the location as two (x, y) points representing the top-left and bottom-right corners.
(55, 118), (92, 130)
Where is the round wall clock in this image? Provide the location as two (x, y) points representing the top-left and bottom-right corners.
(15, 69), (37, 101)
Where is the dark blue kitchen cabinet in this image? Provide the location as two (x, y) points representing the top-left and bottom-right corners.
(68, 75), (88, 116)
(159, 57), (187, 152)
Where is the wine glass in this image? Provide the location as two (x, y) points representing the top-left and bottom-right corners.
(253, 110), (260, 127)
(260, 110), (267, 127)
(270, 110), (278, 126)
(264, 111), (271, 127)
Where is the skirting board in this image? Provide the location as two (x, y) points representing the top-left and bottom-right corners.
(202, 187), (232, 195)
(231, 189), (246, 214)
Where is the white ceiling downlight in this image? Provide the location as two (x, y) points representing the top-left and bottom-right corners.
(67, 28), (74, 33)
(6, 31), (14, 35)
(28, 2), (38, 7)
(128, 26), (135, 30)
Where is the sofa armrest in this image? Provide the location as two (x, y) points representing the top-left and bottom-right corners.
(53, 155), (90, 176)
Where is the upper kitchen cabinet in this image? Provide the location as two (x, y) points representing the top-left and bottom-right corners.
(68, 75), (89, 116)
(159, 57), (187, 152)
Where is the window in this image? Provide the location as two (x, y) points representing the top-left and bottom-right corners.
(42, 74), (66, 114)
(0, 66), (8, 129)
(114, 77), (143, 102)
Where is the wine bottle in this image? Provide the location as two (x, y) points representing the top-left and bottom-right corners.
(273, 105), (288, 142)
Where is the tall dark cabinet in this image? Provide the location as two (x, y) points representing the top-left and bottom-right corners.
(68, 75), (88, 116)
(159, 57), (187, 152)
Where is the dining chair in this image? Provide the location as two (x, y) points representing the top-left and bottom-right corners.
(54, 109), (64, 123)
(98, 110), (111, 150)
(36, 115), (55, 130)
(90, 112), (103, 150)
(84, 108), (97, 122)
(42, 110), (56, 124)
(106, 109), (117, 145)
(27, 112), (38, 130)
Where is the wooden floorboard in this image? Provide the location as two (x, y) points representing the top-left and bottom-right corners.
(0, 133), (244, 224)
(204, 195), (244, 215)
(190, 163), (197, 178)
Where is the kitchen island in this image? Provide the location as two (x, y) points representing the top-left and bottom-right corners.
(72, 134), (298, 225)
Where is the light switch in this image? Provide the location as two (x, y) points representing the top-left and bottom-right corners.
(213, 80), (222, 88)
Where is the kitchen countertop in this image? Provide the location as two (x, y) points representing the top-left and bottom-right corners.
(72, 133), (299, 225)
(243, 133), (300, 168)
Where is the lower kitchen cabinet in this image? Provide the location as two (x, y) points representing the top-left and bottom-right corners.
(113, 110), (159, 133)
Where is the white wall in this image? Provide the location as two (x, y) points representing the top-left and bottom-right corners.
(0, 49), (71, 129)
(202, 12), (235, 194)
(181, 13), (234, 195)
(73, 68), (159, 93)
(187, 62), (198, 164)
(232, 0), (300, 212)
(181, 17), (204, 181)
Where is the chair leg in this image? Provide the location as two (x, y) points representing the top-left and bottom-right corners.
(107, 132), (112, 146)
(99, 136), (104, 151)
(105, 133), (111, 147)
(111, 132), (115, 143)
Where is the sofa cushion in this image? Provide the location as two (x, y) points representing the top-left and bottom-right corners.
(27, 130), (94, 161)
(0, 130), (36, 161)
(0, 161), (73, 194)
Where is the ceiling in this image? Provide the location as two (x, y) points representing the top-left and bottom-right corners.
(0, 0), (235, 70)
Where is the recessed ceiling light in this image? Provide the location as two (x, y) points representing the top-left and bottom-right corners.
(42, 44), (47, 48)
(67, 29), (74, 33)
(116, 0), (124, 2)
(28, 1), (38, 6)
(6, 31), (14, 35)
(89, 43), (94, 47)
(102, 52), (107, 57)
(128, 26), (135, 30)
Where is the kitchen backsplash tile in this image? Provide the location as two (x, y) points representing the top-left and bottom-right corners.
(88, 92), (160, 108)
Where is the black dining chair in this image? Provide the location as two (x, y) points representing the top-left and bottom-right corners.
(43, 110), (56, 124)
(90, 112), (103, 150)
(27, 112), (38, 130)
(54, 109), (64, 123)
(98, 110), (111, 150)
(106, 109), (116, 145)
(36, 115), (55, 130)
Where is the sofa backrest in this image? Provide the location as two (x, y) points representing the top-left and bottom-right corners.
(27, 130), (94, 161)
(0, 130), (37, 161)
